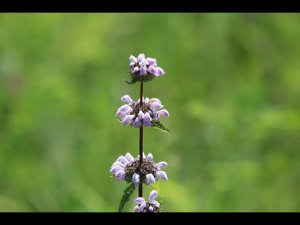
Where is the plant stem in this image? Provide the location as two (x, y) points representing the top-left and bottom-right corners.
(138, 81), (144, 197)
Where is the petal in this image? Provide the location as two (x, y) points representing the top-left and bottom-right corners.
(137, 53), (146, 62)
(117, 104), (131, 112)
(117, 156), (128, 164)
(133, 66), (139, 72)
(138, 110), (145, 120)
(116, 110), (128, 118)
(121, 95), (133, 104)
(148, 206), (154, 212)
(156, 161), (168, 169)
(146, 174), (156, 185)
(132, 173), (140, 186)
(157, 109), (169, 117)
(139, 201), (146, 212)
(151, 109), (158, 120)
(150, 102), (163, 110)
(143, 112), (151, 127)
(146, 153), (153, 161)
(140, 66), (147, 75)
(129, 55), (137, 64)
(148, 190), (158, 203)
(156, 67), (165, 76)
(121, 115), (134, 125)
(148, 65), (158, 75)
(116, 106), (132, 117)
(150, 98), (161, 104)
(111, 161), (125, 168)
(125, 153), (134, 162)
(115, 170), (125, 181)
(110, 166), (124, 174)
(144, 97), (150, 104)
(156, 171), (168, 181)
(134, 197), (145, 205)
(146, 57), (157, 66)
(133, 117), (142, 127)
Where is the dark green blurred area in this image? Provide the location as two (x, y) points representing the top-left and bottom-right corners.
(0, 13), (300, 212)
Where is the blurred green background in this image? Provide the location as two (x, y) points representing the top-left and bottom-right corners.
(0, 13), (300, 212)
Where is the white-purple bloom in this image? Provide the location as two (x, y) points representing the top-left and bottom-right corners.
(134, 190), (160, 213)
(138, 110), (144, 120)
(110, 152), (168, 185)
(132, 173), (140, 186)
(156, 171), (168, 181)
(143, 113), (151, 127)
(116, 105), (132, 117)
(116, 95), (169, 128)
(121, 115), (135, 125)
(121, 95), (133, 104)
(146, 174), (156, 185)
(146, 153), (153, 161)
(115, 170), (125, 181)
(129, 53), (165, 77)
(129, 55), (137, 66)
(156, 161), (168, 169)
(146, 57), (157, 66)
(133, 117), (142, 127)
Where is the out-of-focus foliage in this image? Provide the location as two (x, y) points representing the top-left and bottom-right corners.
(0, 13), (300, 211)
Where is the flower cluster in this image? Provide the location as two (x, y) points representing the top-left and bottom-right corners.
(116, 95), (169, 128)
(134, 190), (160, 213)
(130, 53), (165, 77)
(110, 152), (168, 186)
(112, 54), (169, 213)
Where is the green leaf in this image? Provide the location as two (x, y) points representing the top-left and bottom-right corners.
(118, 183), (136, 212)
(151, 121), (170, 132)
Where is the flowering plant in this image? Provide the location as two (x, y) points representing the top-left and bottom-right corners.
(111, 54), (169, 212)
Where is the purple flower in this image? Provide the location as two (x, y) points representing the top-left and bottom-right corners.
(110, 153), (133, 181)
(156, 171), (168, 181)
(115, 170), (125, 181)
(156, 67), (165, 76)
(129, 53), (166, 77)
(121, 115), (135, 125)
(146, 174), (156, 185)
(110, 152), (168, 185)
(129, 55), (137, 66)
(143, 113), (151, 127)
(146, 57), (157, 66)
(150, 102), (163, 110)
(133, 117), (142, 127)
(116, 95), (169, 128)
(155, 161), (168, 169)
(132, 173), (140, 186)
(116, 105), (132, 117)
(146, 153), (153, 161)
(121, 95), (133, 104)
(134, 190), (160, 213)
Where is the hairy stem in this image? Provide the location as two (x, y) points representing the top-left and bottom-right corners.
(139, 81), (144, 197)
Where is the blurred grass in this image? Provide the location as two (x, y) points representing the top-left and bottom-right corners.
(0, 13), (300, 211)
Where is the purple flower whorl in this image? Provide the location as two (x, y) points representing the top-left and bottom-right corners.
(110, 152), (168, 186)
(128, 53), (165, 83)
(116, 95), (169, 128)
